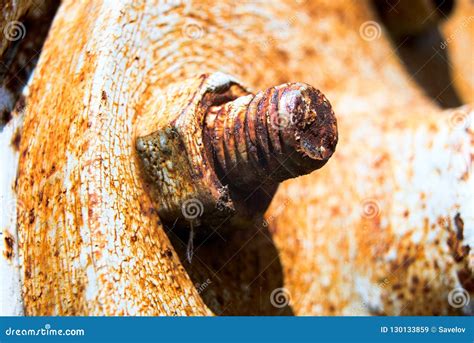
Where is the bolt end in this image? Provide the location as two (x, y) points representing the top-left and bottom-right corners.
(280, 84), (337, 158)
(267, 83), (338, 181)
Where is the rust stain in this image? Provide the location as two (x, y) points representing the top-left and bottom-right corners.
(136, 76), (337, 232)
(10, 128), (21, 151)
(3, 231), (14, 261)
(14, 0), (472, 317)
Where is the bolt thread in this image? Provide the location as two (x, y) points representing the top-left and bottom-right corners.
(204, 83), (337, 191)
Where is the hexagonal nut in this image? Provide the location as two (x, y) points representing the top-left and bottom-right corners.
(135, 73), (252, 230)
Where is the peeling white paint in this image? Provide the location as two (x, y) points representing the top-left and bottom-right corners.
(0, 113), (24, 315)
(206, 72), (238, 91)
(85, 265), (98, 301)
(354, 275), (383, 313)
(389, 108), (473, 248)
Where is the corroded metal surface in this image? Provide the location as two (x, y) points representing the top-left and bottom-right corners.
(135, 74), (337, 230)
(135, 73), (247, 229)
(17, 1), (212, 315)
(12, 0), (473, 315)
(204, 82), (337, 189)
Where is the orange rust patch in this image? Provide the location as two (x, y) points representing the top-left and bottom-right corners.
(3, 231), (14, 261)
(10, 128), (21, 151)
(17, 0), (101, 315)
(101, 90), (108, 104)
(446, 213), (469, 263)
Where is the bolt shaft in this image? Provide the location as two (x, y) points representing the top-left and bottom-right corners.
(204, 83), (338, 191)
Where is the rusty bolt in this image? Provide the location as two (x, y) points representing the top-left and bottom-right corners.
(204, 83), (337, 192)
(135, 73), (337, 232)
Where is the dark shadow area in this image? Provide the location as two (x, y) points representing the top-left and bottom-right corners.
(165, 221), (294, 316)
(0, 0), (60, 126)
(391, 28), (462, 108)
(374, 0), (462, 108)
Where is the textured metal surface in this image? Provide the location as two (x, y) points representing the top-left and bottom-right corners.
(204, 82), (337, 190)
(135, 74), (337, 230)
(135, 73), (248, 229)
(8, 0), (473, 315)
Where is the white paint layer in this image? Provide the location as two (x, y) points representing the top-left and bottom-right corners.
(0, 113), (24, 315)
